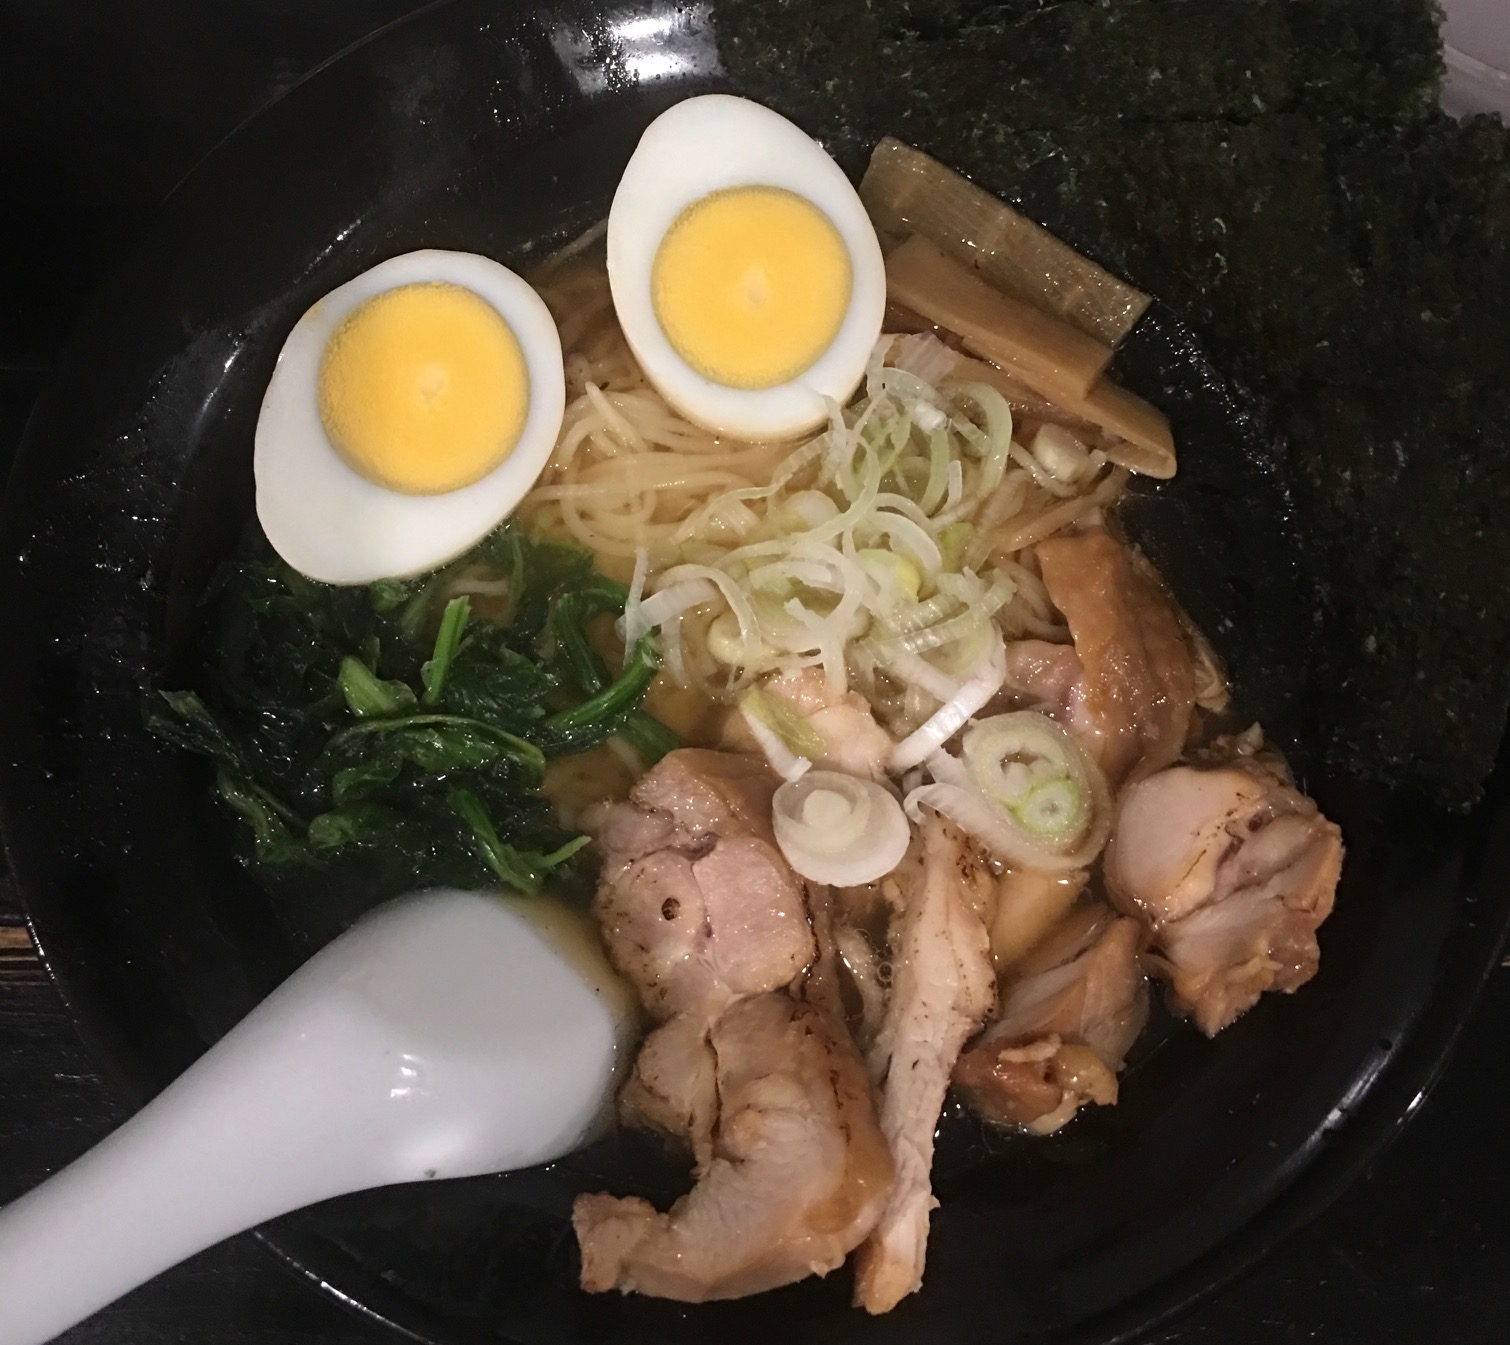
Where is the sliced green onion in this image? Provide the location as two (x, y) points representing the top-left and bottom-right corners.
(772, 770), (909, 886)
(740, 687), (826, 760)
(1009, 776), (1086, 840)
(856, 548), (922, 606)
(938, 521), (974, 572)
(903, 711), (1112, 870)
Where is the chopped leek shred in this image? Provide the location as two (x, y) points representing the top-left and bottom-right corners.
(1010, 776), (1085, 840)
(624, 337), (1117, 757)
(905, 711), (1111, 867)
(740, 687), (827, 760)
(904, 714), (1112, 872)
(772, 770), (910, 886)
(938, 521), (974, 572)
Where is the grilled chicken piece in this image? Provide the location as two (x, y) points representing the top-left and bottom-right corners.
(574, 992), (895, 1301)
(1104, 760), (1343, 1035)
(723, 667), (897, 780)
(588, 798), (681, 868)
(618, 1015), (719, 1172)
(580, 750), (892, 1301)
(590, 750), (815, 1022)
(1033, 527), (1196, 786)
(995, 639), (1100, 739)
(626, 748), (787, 846)
(955, 906), (1147, 1134)
(853, 815), (997, 1315)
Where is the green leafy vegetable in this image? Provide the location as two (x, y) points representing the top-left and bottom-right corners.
(542, 577), (679, 766)
(535, 635), (664, 757)
(547, 579), (629, 690)
(440, 648), (553, 730)
(449, 787), (590, 894)
(368, 578), (415, 613)
(338, 657), (417, 718)
(421, 596), (471, 705)
(617, 712), (681, 766)
(146, 689), (250, 774)
(317, 713), (545, 781)
(148, 523), (673, 912)
(306, 801), (403, 852)
(216, 768), (309, 864)
(331, 753), (403, 806)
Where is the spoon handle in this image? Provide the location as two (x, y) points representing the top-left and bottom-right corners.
(0, 888), (630, 1343)
(0, 1001), (364, 1345)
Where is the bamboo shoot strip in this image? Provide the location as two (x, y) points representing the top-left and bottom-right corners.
(887, 235), (1115, 403)
(1076, 379), (1177, 480)
(860, 137), (1152, 346)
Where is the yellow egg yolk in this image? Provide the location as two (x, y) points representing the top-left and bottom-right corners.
(317, 282), (528, 494)
(651, 186), (851, 391)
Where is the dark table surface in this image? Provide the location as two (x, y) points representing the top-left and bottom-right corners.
(3, 3), (1509, 1342)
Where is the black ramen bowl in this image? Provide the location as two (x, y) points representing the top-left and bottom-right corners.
(2, 2), (1508, 1343)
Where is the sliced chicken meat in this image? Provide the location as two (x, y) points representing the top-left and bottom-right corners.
(852, 815), (997, 1315)
(626, 747), (787, 845)
(723, 667), (896, 780)
(579, 749), (893, 1302)
(1033, 526), (1196, 785)
(994, 639), (1100, 741)
(590, 749), (815, 1022)
(574, 992), (895, 1301)
(618, 1014), (719, 1171)
(955, 905), (1147, 1134)
(1104, 759), (1343, 1035)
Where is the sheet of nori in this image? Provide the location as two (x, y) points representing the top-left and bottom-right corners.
(717, 0), (1510, 809)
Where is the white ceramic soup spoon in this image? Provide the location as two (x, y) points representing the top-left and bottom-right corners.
(0, 887), (637, 1345)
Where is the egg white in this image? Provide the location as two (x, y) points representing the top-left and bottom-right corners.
(606, 95), (886, 441)
(254, 250), (565, 586)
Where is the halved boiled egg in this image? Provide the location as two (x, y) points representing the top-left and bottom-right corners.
(607, 95), (885, 440)
(255, 250), (565, 585)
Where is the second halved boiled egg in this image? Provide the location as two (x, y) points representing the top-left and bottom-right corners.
(607, 95), (885, 440)
(255, 250), (565, 585)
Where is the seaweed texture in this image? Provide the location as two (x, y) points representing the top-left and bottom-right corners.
(718, 0), (1510, 807)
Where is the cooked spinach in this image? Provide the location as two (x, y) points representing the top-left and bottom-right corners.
(147, 524), (676, 900)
